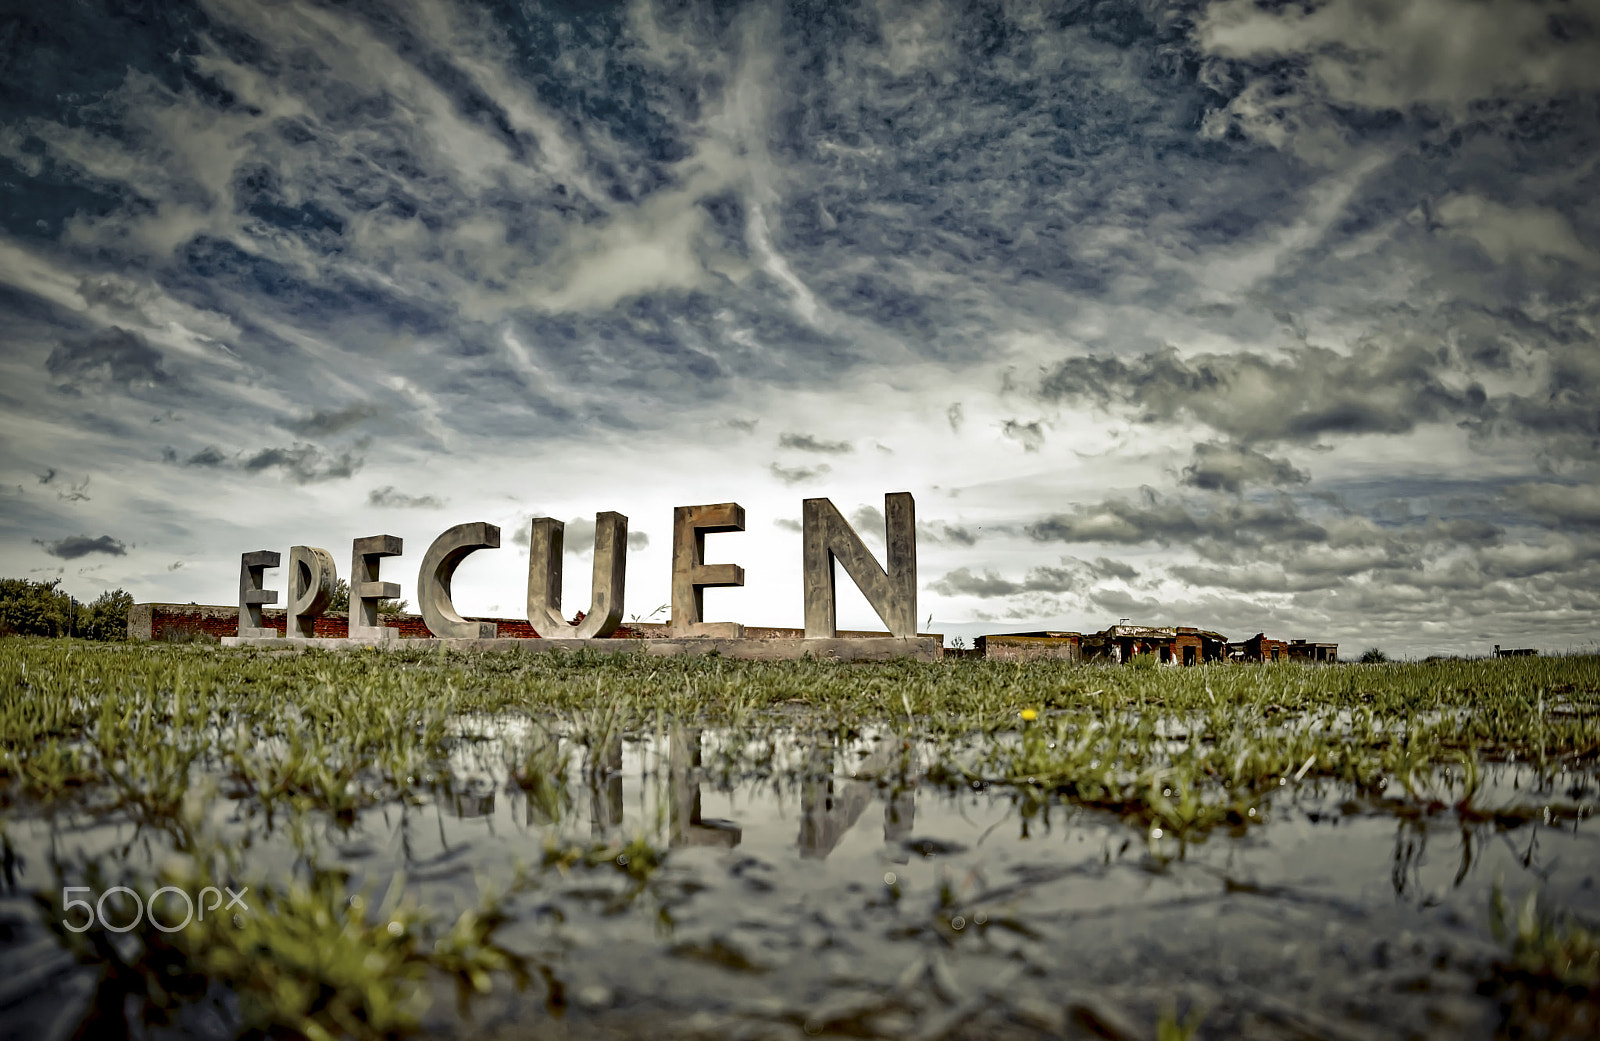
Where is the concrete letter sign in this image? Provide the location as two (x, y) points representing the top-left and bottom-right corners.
(418, 522), (499, 639)
(287, 546), (337, 638)
(238, 550), (281, 638)
(224, 490), (941, 659)
(526, 512), (627, 639)
(803, 492), (917, 639)
(350, 535), (403, 641)
(670, 502), (746, 638)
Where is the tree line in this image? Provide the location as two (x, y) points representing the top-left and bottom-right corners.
(0, 578), (133, 640)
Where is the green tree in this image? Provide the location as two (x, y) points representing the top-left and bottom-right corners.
(327, 579), (409, 616)
(81, 588), (134, 641)
(0, 578), (72, 636)
(1359, 647), (1389, 664)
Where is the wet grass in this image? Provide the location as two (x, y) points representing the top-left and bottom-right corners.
(1, 639), (1598, 1039)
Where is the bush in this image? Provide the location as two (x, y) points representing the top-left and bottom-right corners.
(1359, 647), (1389, 664)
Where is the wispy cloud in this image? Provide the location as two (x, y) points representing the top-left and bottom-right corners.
(368, 486), (445, 509)
(241, 444), (364, 484)
(778, 432), (854, 454)
(769, 462), (831, 485)
(291, 404), (382, 438)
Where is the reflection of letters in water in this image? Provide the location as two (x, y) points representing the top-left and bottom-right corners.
(504, 733), (920, 858)
(588, 734), (624, 836)
(235, 493), (920, 645)
(571, 731), (744, 847)
(448, 791), (496, 819)
(670, 730), (741, 849)
(798, 741), (916, 861)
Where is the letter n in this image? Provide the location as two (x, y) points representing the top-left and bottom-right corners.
(802, 493), (916, 639)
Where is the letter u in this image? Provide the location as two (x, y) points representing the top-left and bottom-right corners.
(526, 512), (628, 639)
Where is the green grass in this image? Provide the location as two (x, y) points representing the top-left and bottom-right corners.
(4, 639), (1596, 858)
(2, 639), (1598, 1038)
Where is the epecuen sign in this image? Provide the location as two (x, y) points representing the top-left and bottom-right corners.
(227, 493), (936, 661)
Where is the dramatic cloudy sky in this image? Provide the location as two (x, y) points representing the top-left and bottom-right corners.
(2, 0), (1597, 656)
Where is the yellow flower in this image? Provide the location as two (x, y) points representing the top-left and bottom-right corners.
(1019, 708), (1039, 722)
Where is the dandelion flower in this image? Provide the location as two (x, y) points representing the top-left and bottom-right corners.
(1019, 708), (1039, 722)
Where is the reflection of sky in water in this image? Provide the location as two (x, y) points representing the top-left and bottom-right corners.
(3, 725), (1596, 1035)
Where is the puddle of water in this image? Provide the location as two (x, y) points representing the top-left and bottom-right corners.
(2, 724), (1596, 1039)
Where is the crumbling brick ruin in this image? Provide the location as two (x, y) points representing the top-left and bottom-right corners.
(982, 623), (1336, 665)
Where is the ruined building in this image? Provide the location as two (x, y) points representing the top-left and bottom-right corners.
(980, 623), (1335, 665)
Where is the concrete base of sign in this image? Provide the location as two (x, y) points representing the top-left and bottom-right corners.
(219, 635), (941, 661)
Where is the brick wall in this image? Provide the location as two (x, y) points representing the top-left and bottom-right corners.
(129, 604), (649, 641)
(128, 604), (939, 643)
(976, 634), (1080, 662)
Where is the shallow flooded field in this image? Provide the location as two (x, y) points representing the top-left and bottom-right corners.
(1, 643), (1597, 1040)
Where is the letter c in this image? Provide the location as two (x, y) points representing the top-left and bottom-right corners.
(417, 522), (500, 639)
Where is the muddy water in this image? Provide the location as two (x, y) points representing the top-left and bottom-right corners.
(3, 725), (1597, 1040)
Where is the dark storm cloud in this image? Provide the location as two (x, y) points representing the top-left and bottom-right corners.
(291, 405), (382, 438)
(1195, 0), (1600, 139)
(161, 439), (362, 482)
(923, 522), (978, 546)
(1039, 341), (1490, 446)
(1000, 477), (1600, 646)
(1001, 420), (1045, 453)
(1024, 486), (1518, 587)
(1026, 490), (1327, 549)
(184, 446), (227, 468)
(1167, 563), (1353, 595)
(3, 0), (1588, 442)
(841, 506), (977, 548)
(930, 568), (1025, 599)
(45, 327), (169, 393)
(57, 476), (90, 502)
(848, 505), (886, 539)
(1037, 313), (1600, 461)
(1089, 556), (1139, 581)
(778, 433), (853, 454)
(507, 516), (648, 554)
(2, 0), (1594, 433)
(1508, 483), (1600, 528)
(368, 486), (445, 509)
(1497, 366), (1600, 462)
(931, 555), (1138, 600)
(560, 516), (650, 555)
(763, 511), (977, 547)
(36, 534), (127, 559)
(1181, 441), (1309, 494)
(770, 462), (830, 485)
(242, 444), (363, 484)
